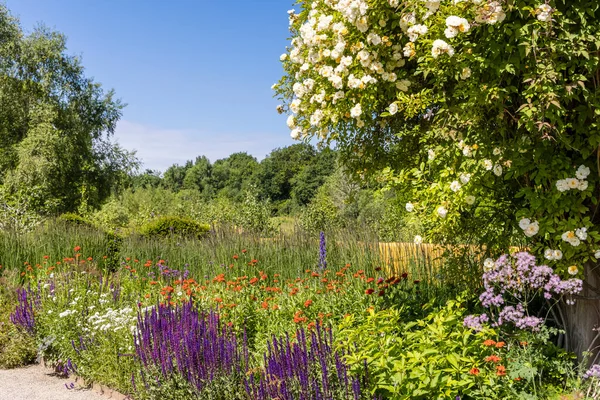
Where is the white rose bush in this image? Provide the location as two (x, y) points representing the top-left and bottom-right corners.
(275, 0), (600, 357)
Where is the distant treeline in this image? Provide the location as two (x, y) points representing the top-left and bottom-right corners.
(130, 144), (337, 215)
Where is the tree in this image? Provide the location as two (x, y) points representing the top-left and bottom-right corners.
(0, 5), (136, 217)
(212, 152), (258, 201)
(255, 143), (317, 212)
(276, 0), (600, 358)
(163, 161), (193, 192)
(183, 155), (213, 197)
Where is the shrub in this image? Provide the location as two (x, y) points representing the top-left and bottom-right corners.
(57, 213), (95, 228)
(139, 216), (210, 240)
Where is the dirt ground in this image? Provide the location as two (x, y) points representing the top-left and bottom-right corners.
(0, 363), (124, 400)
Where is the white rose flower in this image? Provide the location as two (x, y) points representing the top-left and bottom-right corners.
(493, 164), (503, 176)
(465, 195), (476, 205)
(437, 206), (448, 218)
(431, 39), (454, 58)
(578, 180), (589, 191)
(556, 179), (569, 192)
(483, 258), (495, 272)
(566, 178), (580, 189)
(536, 4), (552, 21)
(428, 149), (435, 160)
(286, 115), (296, 129)
(290, 128), (302, 140)
(595, 250), (600, 259)
(450, 181), (462, 192)
(414, 235), (423, 244)
(544, 248), (554, 260)
(460, 67), (471, 80)
(553, 249), (563, 260)
(576, 165), (591, 180)
(280, 54), (288, 61)
(483, 160), (493, 170)
(444, 27), (458, 38)
(460, 174), (471, 184)
(524, 221), (539, 237)
(519, 218), (531, 230)
(576, 227), (588, 241)
(445, 16), (470, 33)
(389, 103), (398, 115)
(350, 103), (362, 118)
(406, 202), (415, 212)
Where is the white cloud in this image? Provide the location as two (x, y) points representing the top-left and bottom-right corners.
(113, 120), (283, 172)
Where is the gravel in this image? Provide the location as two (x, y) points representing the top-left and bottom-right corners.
(0, 364), (122, 400)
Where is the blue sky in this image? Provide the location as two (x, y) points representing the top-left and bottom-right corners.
(4, 0), (295, 171)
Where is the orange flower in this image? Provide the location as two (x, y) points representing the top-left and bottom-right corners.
(307, 322), (316, 330)
(496, 365), (506, 376)
(520, 341), (528, 346)
(74, 246), (81, 252)
(214, 274), (226, 283)
(261, 301), (269, 309)
(469, 368), (480, 375)
(485, 355), (501, 363)
(483, 340), (496, 347)
(43, 255), (49, 260)
(249, 277), (259, 285)
(366, 277), (374, 283)
(293, 311), (307, 324)
(214, 297), (223, 303)
(311, 272), (320, 277)
(242, 249), (247, 253)
(304, 299), (313, 308)
(87, 257), (93, 261)
(233, 254), (239, 260)
(495, 341), (506, 348)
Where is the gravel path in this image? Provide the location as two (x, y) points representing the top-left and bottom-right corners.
(0, 364), (124, 400)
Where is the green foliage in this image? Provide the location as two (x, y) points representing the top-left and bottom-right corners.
(139, 216), (210, 240)
(337, 297), (493, 399)
(58, 213), (95, 228)
(0, 275), (36, 368)
(0, 5), (137, 216)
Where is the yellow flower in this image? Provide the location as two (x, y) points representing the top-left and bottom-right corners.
(568, 265), (579, 275)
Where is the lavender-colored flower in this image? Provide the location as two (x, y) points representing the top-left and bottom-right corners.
(584, 364), (600, 379)
(10, 287), (36, 334)
(319, 231), (327, 270)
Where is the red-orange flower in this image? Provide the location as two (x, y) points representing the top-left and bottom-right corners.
(304, 299), (313, 308)
(485, 355), (501, 363)
(496, 365), (506, 376)
(43, 255), (49, 260)
(469, 368), (480, 376)
(261, 301), (269, 309)
(483, 340), (496, 347)
(233, 254), (239, 260)
(249, 277), (259, 285)
(213, 274), (226, 283)
(495, 341), (506, 348)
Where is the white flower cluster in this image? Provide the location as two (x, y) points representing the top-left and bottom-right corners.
(59, 309), (78, 318)
(556, 165), (590, 192)
(474, 1), (506, 24)
(519, 218), (540, 237)
(414, 235), (423, 244)
(280, 0), (507, 141)
(444, 16), (470, 38)
(562, 228), (587, 247)
(536, 4), (553, 22)
(544, 248), (563, 261)
(88, 307), (136, 334)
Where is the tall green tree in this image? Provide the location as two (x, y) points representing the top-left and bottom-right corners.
(0, 6), (135, 217)
(212, 152), (258, 201)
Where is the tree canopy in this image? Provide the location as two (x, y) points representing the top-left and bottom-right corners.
(0, 5), (136, 219)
